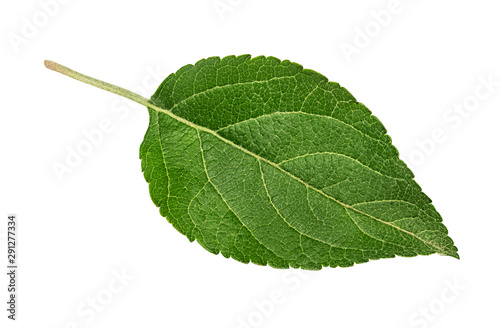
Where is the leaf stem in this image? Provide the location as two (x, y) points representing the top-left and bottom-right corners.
(44, 60), (152, 107)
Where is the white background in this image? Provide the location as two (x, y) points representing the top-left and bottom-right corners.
(1, 0), (499, 327)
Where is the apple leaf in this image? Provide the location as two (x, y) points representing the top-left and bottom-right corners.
(45, 55), (459, 269)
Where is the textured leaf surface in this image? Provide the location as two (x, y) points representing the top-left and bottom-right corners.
(139, 55), (458, 269)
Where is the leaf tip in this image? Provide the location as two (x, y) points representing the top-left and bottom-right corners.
(441, 249), (460, 260)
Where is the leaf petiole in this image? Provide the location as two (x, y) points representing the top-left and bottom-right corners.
(44, 60), (151, 108)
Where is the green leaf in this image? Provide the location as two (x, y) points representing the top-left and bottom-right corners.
(45, 55), (459, 270)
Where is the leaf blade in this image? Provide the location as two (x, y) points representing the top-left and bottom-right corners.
(139, 55), (458, 269)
